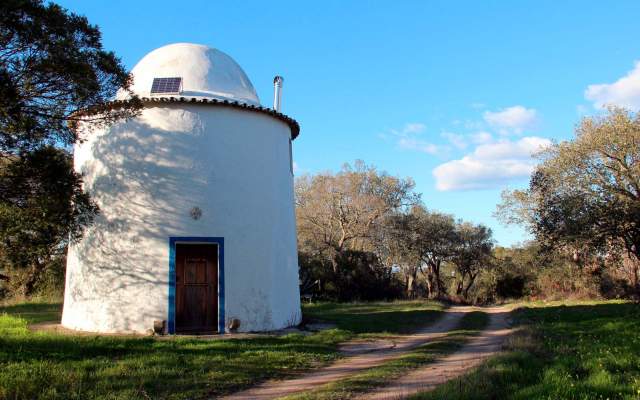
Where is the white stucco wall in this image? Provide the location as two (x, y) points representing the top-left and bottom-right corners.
(62, 104), (301, 333)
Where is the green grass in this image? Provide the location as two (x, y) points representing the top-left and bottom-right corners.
(284, 311), (490, 400)
(303, 300), (446, 336)
(410, 301), (640, 400)
(0, 300), (443, 399)
(0, 301), (62, 324)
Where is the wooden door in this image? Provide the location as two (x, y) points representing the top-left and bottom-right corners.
(175, 244), (218, 333)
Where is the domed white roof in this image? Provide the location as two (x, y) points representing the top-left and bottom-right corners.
(124, 43), (260, 105)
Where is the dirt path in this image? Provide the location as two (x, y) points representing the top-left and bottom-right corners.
(221, 307), (474, 400)
(357, 306), (512, 400)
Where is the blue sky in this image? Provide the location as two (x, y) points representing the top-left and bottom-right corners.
(57, 0), (640, 246)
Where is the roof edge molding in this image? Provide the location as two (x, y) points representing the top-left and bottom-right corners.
(80, 97), (300, 139)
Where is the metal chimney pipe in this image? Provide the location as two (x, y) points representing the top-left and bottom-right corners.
(273, 75), (283, 112)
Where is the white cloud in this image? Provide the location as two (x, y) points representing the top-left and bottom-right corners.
(483, 106), (538, 135)
(398, 137), (441, 154)
(441, 132), (467, 149)
(450, 119), (484, 129)
(401, 123), (427, 134)
(585, 61), (640, 109)
(463, 119), (484, 130)
(292, 161), (299, 173)
(384, 123), (448, 155)
(432, 136), (551, 191)
(378, 123), (426, 141)
(469, 131), (493, 144)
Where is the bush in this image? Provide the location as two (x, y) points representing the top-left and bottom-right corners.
(299, 250), (403, 302)
(298, 242), (638, 304)
(531, 262), (601, 300)
(496, 274), (526, 299)
(0, 255), (65, 302)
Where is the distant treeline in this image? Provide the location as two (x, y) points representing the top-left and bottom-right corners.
(297, 108), (640, 303)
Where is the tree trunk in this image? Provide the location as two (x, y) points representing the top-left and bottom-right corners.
(433, 261), (443, 298)
(406, 265), (419, 299)
(632, 259), (640, 297)
(424, 260), (442, 299)
(22, 266), (41, 298)
(463, 273), (477, 299)
(455, 278), (464, 296)
(330, 254), (339, 274)
(628, 248), (639, 297)
(425, 267), (436, 299)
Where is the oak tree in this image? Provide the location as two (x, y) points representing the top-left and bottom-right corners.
(0, 0), (140, 295)
(498, 107), (640, 292)
(450, 222), (494, 299)
(296, 161), (419, 272)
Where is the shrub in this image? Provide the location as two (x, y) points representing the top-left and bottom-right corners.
(299, 250), (403, 301)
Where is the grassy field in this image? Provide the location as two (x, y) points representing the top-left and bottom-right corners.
(0, 300), (444, 400)
(303, 301), (447, 335)
(285, 311), (490, 400)
(411, 301), (640, 400)
(7, 300), (636, 400)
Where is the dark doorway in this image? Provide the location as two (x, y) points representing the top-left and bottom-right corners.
(175, 244), (218, 333)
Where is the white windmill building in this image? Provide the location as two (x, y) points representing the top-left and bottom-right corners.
(62, 43), (301, 334)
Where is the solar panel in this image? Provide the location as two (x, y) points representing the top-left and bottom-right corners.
(150, 77), (182, 94)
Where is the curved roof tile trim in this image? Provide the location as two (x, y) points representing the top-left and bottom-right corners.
(93, 96), (301, 139)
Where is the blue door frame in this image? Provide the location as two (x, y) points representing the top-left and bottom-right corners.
(168, 237), (225, 334)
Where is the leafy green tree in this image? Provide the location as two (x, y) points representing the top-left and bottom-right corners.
(0, 147), (98, 294)
(491, 244), (541, 299)
(385, 205), (458, 299)
(410, 207), (458, 299)
(383, 209), (423, 298)
(450, 222), (494, 299)
(498, 107), (640, 293)
(0, 0), (140, 295)
(0, 0), (140, 152)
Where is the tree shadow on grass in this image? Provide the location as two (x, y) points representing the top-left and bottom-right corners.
(0, 300), (445, 399)
(304, 302), (445, 334)
(0, 311), (344, 399)
(0, 302), (62, 324)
